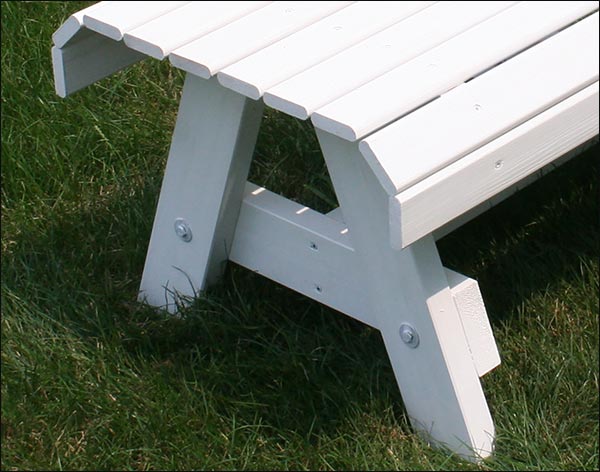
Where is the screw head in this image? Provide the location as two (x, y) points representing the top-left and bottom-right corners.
(399, 324), (419, 348)
(174, 218), (192, 242)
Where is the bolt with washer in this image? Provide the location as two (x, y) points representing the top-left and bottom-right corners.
(399, 323), (419, 348)
(174, 218), (193, 242)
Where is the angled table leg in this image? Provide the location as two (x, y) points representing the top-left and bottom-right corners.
(317, 130), (495, 460)
(139, 74), (263, 311)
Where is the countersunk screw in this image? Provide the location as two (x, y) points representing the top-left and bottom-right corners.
(174, 218), (192, 242)
(399, 324), (419, 348)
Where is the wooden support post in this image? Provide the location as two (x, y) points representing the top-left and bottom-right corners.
(316, 130), (495, 460)
(139, 74), (263, 311)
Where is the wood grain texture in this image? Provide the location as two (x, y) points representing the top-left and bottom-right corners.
(446, 270), (500, 377)
(432, 137), (598, 241)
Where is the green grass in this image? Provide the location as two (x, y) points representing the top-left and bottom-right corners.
(1, 2), (598, 470)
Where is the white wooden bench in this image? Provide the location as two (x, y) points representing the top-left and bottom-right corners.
(52, 1), (599, 461)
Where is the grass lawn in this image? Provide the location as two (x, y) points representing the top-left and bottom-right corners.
(1, 2), (598, 470)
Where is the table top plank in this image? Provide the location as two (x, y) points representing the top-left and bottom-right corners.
(311, 1), (599, 141)
(358, 12), (599, 195)
(123, 1), (273, 60)
(168, 1), (353, 79)
(82, 1), (190, 41)
(263, 1), (517, 119)
(216, 1), (435, 100)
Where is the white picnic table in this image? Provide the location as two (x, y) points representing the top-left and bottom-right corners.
(52, 1), (599, 461)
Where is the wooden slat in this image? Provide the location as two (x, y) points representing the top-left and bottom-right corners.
(169, 1), (353, 79)
(432, 138), (598, 241)
(359, 12), (599, 196)
(217, 1), (435, 100)
(83, 1), (190, 41)
(123, 1), (273, 60)
(263, 1), (517, 119)
(311, 1), (599, 141)
(326, 137), (598, 244)
(52, 1), (106, 48)
(390, 82), (599, 249)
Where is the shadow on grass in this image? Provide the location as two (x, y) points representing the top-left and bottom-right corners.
(437, 142), (599, 323)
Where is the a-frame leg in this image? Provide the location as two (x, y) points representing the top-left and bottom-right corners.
(317, 130), (495, 460)
(139, 74), (263, 311)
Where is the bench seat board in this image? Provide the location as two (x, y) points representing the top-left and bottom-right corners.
(168, 1), (353, 79)
(311, 1), (599, 141)
(82, 1), (191, 41)
(216, 1), (435, 99)
(123, 1), (272, 60)
(433, 137), (598, 241)
(263, 0), (517, 119)
(390, 82), (599, 248)
(359, 11), (599, 196)
(52, 2), (104, 48)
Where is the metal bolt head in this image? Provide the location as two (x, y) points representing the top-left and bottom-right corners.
(399, 324), (419, 348)
(174, 218), (192, 242)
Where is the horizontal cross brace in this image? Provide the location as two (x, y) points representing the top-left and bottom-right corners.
(229, 182), (500, 376)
